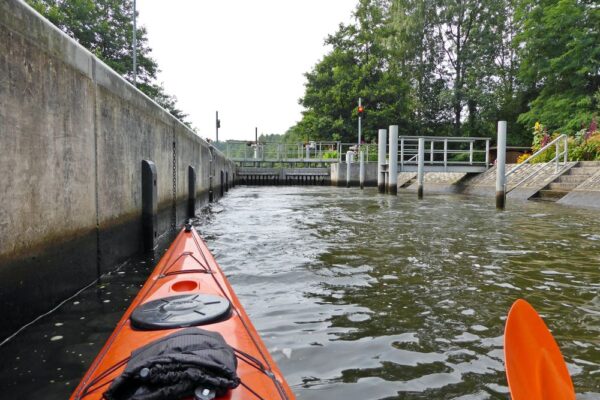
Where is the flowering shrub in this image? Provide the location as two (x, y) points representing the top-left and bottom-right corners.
(516, 152), (531, 164)
(528, 119), (599, 162)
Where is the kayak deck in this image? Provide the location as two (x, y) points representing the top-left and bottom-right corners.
(71, 226), (294, 400)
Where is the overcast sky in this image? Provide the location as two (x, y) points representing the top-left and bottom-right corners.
(136, 0), (357, 141)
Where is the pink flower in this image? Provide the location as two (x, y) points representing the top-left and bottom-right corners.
(586, 118), (597, 141)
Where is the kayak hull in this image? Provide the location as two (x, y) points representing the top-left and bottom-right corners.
(71, 227), (294, 400)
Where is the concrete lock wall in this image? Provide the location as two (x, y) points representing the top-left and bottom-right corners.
(331, 163), (378, 187)
(0, 0), (235, 338)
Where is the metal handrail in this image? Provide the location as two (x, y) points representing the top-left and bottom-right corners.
(505, 134), (568, 193)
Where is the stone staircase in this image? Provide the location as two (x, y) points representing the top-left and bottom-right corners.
(532, 161), (600, 202)
(400, 176), (417, 188)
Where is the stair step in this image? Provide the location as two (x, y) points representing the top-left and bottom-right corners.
(578, 161), (600, 167)
(567, 167), (598, 175)
(556, 174), (589, 183)
(548, 182), (579, 191)
(400, 178), (416, 188)
(537, 189), (569, 201)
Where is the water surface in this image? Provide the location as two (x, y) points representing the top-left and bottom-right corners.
(200, 187), (600, 399)
(1, 186), (599, 399)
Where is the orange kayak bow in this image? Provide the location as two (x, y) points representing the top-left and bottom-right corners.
(71, 224), (294, 400)
(504, 299), (575, 400)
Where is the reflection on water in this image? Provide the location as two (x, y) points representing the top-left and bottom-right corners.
(199, 187), (600, 399)
(0, 186), (598, 399)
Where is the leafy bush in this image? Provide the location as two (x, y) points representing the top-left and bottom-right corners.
(525, 120), (600, 163)
(323, 151), (338, 159)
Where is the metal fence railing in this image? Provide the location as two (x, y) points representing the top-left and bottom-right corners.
(214, 141), (341, 163)
(505, 134), (568, 193)
(341, 136), (490, 167)
(214, 136), (491, 167)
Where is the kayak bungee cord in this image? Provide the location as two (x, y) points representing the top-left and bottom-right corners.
(74, 348), (281, 400)
(72, 243), (204, 399)
(74, 227), (290, 400)
(75, 357), (131, 399)
(191, 232), (290, 400)
(191, 235), (284, 374)
(233, 348), (290, 400)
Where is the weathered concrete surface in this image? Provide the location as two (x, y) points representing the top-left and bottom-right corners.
(558, 167), (600, 209)
(331, 162), (378, 187)
(460, 163), (577, 200)
(403, 172), (470, 194)
(0, 0), (235, 338)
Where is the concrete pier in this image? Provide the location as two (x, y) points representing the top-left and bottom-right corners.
(417, 138), (425, 199)
(359, 151), (365, 189)
(388, 125), (398, 195)
(496, 121), (507, 209)
(378, 129), (387, 193)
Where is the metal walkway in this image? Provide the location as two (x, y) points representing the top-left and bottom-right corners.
(215, 136), (491, 174)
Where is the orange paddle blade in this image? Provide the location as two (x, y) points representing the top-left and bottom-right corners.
(504, 299), (575, 400)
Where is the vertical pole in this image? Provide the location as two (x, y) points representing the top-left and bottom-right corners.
(417, 138), (425, 199)
(400, 138), (404, 169)
(469, 141), (474, 165)
(388, 125), (398, 195)
(254, 127), (258, 160)
(359, 150), (365, 190)
(485, 139), (490, 168)
(187, 166), (196, 218)
(563, 135), (568, 165)
(443, 139), (448, 170)
(346, 151), (353, 188)
(496, 121), (507, 209)
(208, 147), (214, 202)
(216, 111), (219, 142)
(132, 0), (137, 86)
(377, 129), (387, 193)
(430, 140), (434, 164)
(358, 98), (362, 147)
(142, 160), (157, 251)
(555, 141), (559, 172)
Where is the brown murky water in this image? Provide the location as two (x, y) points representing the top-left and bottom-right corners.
(1, 186), (599, 399)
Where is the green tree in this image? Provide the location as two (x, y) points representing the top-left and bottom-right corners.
(515, 0), (600, 134)
(389, 0), (452, 136)
(290, 0), (410, 143)
(27, 0), (190, 125)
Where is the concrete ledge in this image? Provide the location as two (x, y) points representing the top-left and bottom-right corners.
(558, 191), (600, 209)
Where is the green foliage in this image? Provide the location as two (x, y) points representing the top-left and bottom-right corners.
(290, 0), (598, 148)
(322, 151), (339, 160)
(27, 0), (190, 125)
(524, 121), (600, 162)
(515, 0), (600, 134)
(289, 0), (411, 143)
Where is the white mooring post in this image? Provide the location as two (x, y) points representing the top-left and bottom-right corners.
(377, 129), (387, 193)
(359, 150), (365, 190)
(496, 121), (507, 209)
(346, 151), (354, 188)
(388, 125), (398, 195)
(417, 137), (425, 199)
